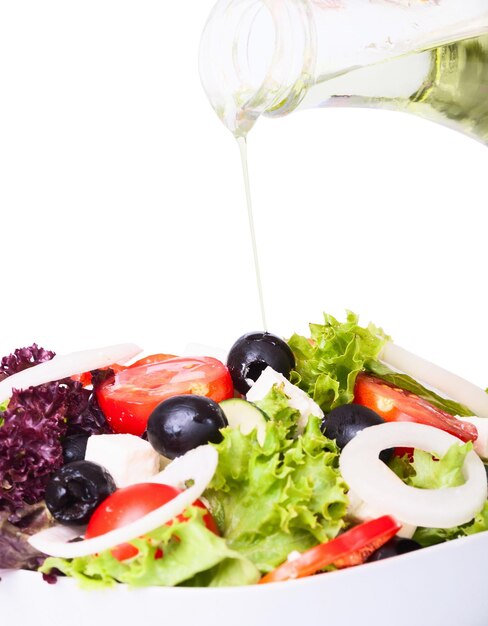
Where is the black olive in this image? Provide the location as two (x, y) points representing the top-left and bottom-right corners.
(321, 403), (393, 462)
(45, 461), (116, 525)
(62, 434), (89, 464)
(366, 536), (422, 562)
(147, 395), (228, 459)
(226, 331), (295, 394)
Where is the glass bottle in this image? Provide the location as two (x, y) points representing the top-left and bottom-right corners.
(199, 0), (488, 142)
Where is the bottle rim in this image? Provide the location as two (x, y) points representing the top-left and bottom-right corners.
(199, 0), (316, 137)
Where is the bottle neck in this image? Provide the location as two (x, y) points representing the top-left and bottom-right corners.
(200, 0), (488, 136)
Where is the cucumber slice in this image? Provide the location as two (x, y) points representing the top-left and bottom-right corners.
(219, 399), (267, 446)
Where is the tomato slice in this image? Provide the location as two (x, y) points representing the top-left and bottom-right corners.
(85, 482), (218, 561)
(128, 354), (176, 369)
(260, 516), (401, 584)
(354, 373), (477, 443)
(96, 356), (234, 435)
(72, 355), (176, 388)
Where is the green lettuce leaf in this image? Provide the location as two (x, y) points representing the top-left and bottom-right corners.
(389, 442), (488, 547)
(366, 361), (474, 417)
(39, 507), (260, 589)
(390, 442), (473, 490)
(414, 501), (488, 547)
(288, 311), (389, 413)
(205, 387), (348, 573)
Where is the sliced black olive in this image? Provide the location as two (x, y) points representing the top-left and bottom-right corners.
(45, 461), (116, 525)
(62, 434), (89, 464)
(227, 331), (295, 394)
(147, 395), (228, 459)
(366, 536), (422, 562)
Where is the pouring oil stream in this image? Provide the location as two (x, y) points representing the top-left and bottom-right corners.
(237, 136), (268, 331)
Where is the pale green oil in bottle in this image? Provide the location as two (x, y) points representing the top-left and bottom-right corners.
(407, 35), (488, 143)
(291, 34), (488, 145)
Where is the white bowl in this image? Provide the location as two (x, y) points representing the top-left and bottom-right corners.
(2, 531), (488, 626)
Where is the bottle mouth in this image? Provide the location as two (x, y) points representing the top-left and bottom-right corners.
(199, 0), (316, 137)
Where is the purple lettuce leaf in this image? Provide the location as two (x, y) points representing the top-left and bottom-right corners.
(0, 502), (52, 570)
(66, 390), (112, 437)
(0, 345), (113, 515)
(0, 381), (113, 512)
(0, 344), (55, 382)
(0, 382), (71, 511)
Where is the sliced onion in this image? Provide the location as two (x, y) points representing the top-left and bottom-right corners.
(28, 445), (218, 558)
(0, 343), (142, 403)
(340, 422), (487, 529)
(381, 342), (488, 418)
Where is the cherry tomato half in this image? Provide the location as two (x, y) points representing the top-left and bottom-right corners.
(96, 356), (234, 435)
(72, 355), (176, 388)
(128, 354), (176, 369)
(354, 373), (477, 443)
(85, 482), (218, 561)
(259, 516), (401, 584)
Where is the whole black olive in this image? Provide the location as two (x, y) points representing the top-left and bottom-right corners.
(321, 403), (393, 463)
(366, 536), (422, 562)
(147, 395), (228, 459)
(45, 461), (116, 525)
(62, 434), (89, 464)
(226, 331), (295, 394)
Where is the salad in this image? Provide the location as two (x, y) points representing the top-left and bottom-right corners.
(0, 311), (487, 589)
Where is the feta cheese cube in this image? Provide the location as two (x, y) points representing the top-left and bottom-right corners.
(246, 366), (323, 432)
(85, 434), (161, 488)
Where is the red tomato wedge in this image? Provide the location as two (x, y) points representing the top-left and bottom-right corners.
(85, 483), (219, 561)
(354, 373), (478, 443)
(72, 355), (176, 387)
(260, 516), (401, 584)
(128, 354), (176, 369)
(96, 356), (234, 435)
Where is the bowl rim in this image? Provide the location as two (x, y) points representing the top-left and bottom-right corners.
(3, 528), (487, 594)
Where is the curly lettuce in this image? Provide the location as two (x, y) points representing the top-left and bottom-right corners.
(288, 311), (389, 413)
(205, 387), (348, 573)
(0, 345), (112, 514)
(40, 507), (260, 589)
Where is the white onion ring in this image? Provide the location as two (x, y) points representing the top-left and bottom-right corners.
(339, 422), (487, 529)
(28, 445), (218, 558)
(0, 343), (142, 403)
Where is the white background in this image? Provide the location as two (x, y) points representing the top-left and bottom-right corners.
(0, 1), (486, 386)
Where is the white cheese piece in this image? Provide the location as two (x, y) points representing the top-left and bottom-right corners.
(458, 416), (488, 459)
(85, 434), (161, 488)
(246, 366), (323, 432)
